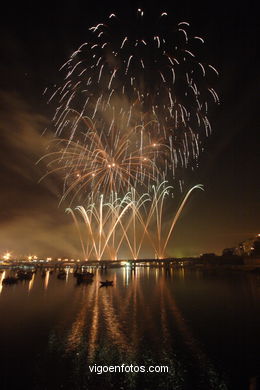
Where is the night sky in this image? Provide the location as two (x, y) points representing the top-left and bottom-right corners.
(0, 0), (259, 258)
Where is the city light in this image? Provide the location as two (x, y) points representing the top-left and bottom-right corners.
(3, 252), (11, 261)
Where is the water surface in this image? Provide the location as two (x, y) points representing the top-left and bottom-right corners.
(0, 267), (259, 389)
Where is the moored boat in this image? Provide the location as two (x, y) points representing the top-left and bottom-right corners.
(100, 280), (113, 287)
(2, 276), (19, 285)
(57, 271), (66, 279)
(16, 271), (33, 281)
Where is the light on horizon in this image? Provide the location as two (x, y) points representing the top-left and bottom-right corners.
(3, 252), (11, 260)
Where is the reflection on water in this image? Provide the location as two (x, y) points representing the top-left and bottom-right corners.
(28, 272), (35, 293)
(0, 271), (6, 295)
(44, 270), (50, 290)
(0, 267), (260, 389)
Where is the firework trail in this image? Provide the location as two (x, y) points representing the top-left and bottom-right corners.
(66, 183), (203, 260)
(42, 9), (218, 203)
(40, 10), (218, 259)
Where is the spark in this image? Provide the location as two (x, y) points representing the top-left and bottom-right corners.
(41, 10), (218, 259)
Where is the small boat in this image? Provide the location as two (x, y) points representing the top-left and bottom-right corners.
(57, 271), (66, 279)
(100, 280), (113, 287)
(2, 276), (19, 285)
(16, 271), (33, 281)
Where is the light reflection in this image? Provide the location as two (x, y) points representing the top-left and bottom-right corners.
(44, 270), (50, 290)
(179, 267), (185, 279)
(28, 272), (35, 293)
(123, 266), (130, 286)
(66, 282), (96, 353)
(87, 283), (100, 361)
(65, 268), (69, 283)
(0, 271), (6, 295)
(101, 288), (132, 356)
(158, 278), (171, 350)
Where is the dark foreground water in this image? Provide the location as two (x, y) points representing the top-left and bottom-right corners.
(0, 267), (259, 390)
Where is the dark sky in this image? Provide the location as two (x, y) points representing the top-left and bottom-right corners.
(0, 0), (259, 258)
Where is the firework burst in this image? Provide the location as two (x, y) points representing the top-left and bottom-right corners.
(40, 10), (218, 259)
(42, 9), (218, 202)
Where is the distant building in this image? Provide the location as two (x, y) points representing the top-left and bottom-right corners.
(222, 248), (236, 256)
(200, 252), (243, 265)
(235, 234), (260, 257)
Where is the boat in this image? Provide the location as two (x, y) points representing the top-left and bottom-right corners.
(2, 276), (19, 285)
(100, 280), (113, 287)
(57, 271), (66, 279)
(16, 271), (33, 281)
